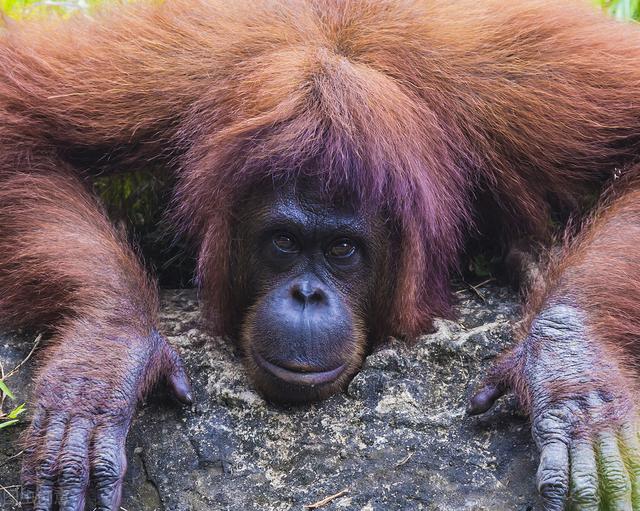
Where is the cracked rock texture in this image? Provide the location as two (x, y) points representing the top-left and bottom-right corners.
(0, 286), (540, 510)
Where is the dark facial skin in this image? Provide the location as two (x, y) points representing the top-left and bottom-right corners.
(232, 187), (387, 403)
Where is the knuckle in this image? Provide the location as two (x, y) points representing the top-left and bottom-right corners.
(93, 454), (124, 485)
(604, 471), (631, 498)
(539, 481), (567, 503)
(37, 458), (58, 482)
(533, 411), (573, 444)
(58, 457), (88, 487)
(570, 476), (599, 505)
(536, 407), (571, 428)
(571, 468), (598, 490)
(538, 469), (568, 501)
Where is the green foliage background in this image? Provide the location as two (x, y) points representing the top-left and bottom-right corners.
(2, 0), (640, 20)
(1, 0), (639, 20)
(600, 0), (640, 19)
(1, 0), (98, 18)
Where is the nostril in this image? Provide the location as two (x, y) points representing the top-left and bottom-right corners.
(308, 288), (326, 304)
(290, 281), (327, 305)
(291, 284), (306, 304)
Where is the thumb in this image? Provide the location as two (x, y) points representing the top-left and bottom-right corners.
(161, 342), (194, 405)
(467, 347), (523, 415)
(467, 382), (506, 415)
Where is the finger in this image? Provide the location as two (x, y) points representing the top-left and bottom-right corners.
(35, 415), (68, 511)
(162, 342), (193, 405)
(467, 383), (505, 415)
(537, 440), (570, 511)
(569, 440), (599, 510)
(619, 425), (640, 509)
(597, 431), (632, 510)
(57, 417), (92, 511)
(91, 427), (127, 511)
(20, 407), (47, 511)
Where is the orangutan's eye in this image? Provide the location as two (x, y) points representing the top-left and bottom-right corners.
(273, 233), (298, 253)
(327, 239), (356, 259)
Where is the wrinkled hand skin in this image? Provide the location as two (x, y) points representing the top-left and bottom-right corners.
(469, 303), (640, 511)
(19, 329), (192, 511)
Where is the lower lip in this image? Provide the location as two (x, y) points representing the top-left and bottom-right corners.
(253, 351), (345, 386)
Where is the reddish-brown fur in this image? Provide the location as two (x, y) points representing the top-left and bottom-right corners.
(3, 0), (640, 339)
(490, 173), (640, 416)
(2, 0), (640, 507)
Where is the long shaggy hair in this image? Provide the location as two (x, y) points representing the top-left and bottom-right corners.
(2, 0), (640, 338)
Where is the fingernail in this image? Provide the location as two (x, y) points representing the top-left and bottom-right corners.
(170, 373), (194, 405)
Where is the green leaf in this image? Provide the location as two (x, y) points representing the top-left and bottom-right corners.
(0, 379), (15, 400)
(598, 0), (640, 20)
(7, 403), (25, 419)
(0, 419), (19, 430)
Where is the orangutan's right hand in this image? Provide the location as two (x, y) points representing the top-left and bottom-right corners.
(19, 329), (191, 511)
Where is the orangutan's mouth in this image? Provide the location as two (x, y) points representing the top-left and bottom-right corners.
(253, 350), (345, 386)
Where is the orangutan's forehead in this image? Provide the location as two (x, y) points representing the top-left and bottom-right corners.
(237, 185), (369, 235)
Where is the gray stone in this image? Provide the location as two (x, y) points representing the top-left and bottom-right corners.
(0, 286), (540, 510)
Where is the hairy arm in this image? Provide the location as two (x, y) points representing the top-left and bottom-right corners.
(470, 179), (640, 510)
(0, 169), (193, 510)
(0, 4), (213, 508)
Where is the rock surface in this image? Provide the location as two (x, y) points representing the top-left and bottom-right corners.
(0, 286), (540, 510)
